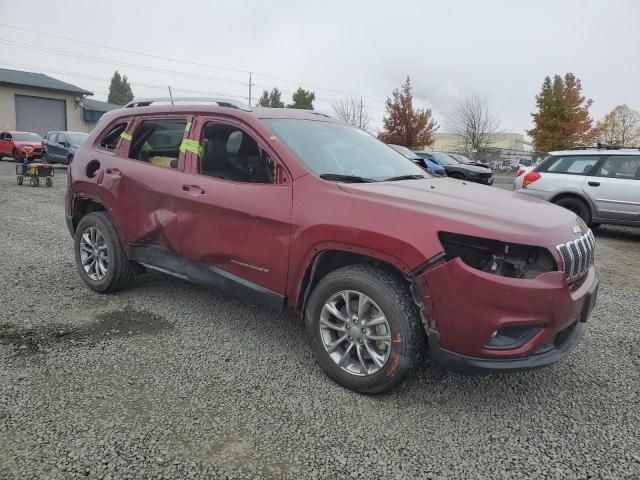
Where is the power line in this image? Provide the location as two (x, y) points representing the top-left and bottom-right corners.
(0, 38), (249, 87)
(0, 60), (248, 99)
(0, 23), (387, 105)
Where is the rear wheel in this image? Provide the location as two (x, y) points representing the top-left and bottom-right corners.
(74, 212), (134, 293)
(17, 175), (23, 185)
(554, 196), (591, 226)
(45, 177), (53, 187)
(29, 176), (39, 187)
(305, 265), (425, 394)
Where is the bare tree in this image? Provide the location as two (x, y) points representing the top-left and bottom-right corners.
(450, 94), (502, 150)
(332, 97), (372, 131)
(596, 104), (640, 146)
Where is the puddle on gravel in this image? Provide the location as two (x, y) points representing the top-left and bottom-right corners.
(0, 307), (172, 355)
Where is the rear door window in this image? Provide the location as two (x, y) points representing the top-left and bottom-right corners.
(542, 155), (600, 175)
(49, 132), (59, 144)
(98, 122), (128, 151)
(595, 155), (640, 180)
(128, 119), (188, 169)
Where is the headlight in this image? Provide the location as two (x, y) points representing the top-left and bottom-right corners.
(438, 232), (556, 279)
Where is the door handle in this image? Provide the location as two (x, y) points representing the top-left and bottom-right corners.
(182, 184), (206, 195)
(105, 168), (122, 177)
(588, 181), (600, 187)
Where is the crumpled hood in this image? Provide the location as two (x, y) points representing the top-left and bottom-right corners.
(338, 178), (583, 247)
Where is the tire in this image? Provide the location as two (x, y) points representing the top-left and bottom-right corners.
(554, 196), (591, 226)
(30, 176), (39, 187)
(305, 264), (426, 395)
(45, 177), (53, 187)
(13, 150), (20, 163)
(17, 175), (23, 185)
(74, 212), (134, 293)
(67, 154), (74, 165)
(449, 172), (465, 180)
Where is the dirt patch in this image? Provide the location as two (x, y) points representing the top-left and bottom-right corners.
(0, 307), (172, 356)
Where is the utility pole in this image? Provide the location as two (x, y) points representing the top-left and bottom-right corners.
(359, 96), (363, 129)
(248, 72), (254, 107)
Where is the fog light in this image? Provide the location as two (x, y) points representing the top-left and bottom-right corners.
(484, 326), (541, 350)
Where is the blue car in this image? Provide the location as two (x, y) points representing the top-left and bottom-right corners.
(389, 144), (446, 176)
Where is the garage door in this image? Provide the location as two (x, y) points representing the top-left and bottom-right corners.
(15, 95), (66, 136)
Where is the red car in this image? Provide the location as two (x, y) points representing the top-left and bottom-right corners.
(0, 130), (44, 161)
(65, 99), (598, 394)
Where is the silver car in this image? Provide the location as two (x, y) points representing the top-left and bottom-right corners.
(514, 148), (640, 228)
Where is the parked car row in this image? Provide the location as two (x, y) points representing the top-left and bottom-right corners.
(0, 130), (88, 164)
(389, 146), (495, 185)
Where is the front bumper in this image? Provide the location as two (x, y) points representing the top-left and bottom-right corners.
(418, 257), (598, 373)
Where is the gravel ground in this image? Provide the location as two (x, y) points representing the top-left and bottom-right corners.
(0, 160), (638, 480)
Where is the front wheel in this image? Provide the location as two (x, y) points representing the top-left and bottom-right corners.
(17, 175), (23, 185)
(305, 265), (426, 394)
(74, 212), (134, 293)
(45, 177), (53, 187)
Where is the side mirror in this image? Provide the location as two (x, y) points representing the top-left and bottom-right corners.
(59, 141), (67, 147)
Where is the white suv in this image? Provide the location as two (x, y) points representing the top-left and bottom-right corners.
(514, 148), (640, 228)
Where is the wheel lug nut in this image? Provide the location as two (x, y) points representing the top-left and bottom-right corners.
(358, 339), (363, 344)
(354, 319), (358, 325)
(346, 324), (350, 329)
(361, 328), (366, 334)
(348, 336), (353, 341)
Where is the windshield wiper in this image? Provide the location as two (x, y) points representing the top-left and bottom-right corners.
(382, 174), (426, 182)
(319, 173), (377, 183)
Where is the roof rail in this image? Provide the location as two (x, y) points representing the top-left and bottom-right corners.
(124, 97), (252, 111)
(568, 143), (639, 151)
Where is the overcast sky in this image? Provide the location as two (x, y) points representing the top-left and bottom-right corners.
(1, 0), (639, 136)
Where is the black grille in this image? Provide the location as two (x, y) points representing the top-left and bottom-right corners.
(556, 230), (595, 281)
(535, 320), (578, 355)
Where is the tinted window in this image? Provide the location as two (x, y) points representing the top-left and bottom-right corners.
(595, 155), (640, 180)
(48, 133), (59, 143)
(199, 123), (274, 184)
(129, 120), (187, 168)
(543, 155), (599, 175)
(99, 123), (127, 150)
(263, 119), (427, 180)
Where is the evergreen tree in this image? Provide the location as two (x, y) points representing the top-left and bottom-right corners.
(257, 88), (285, 108)
(107, 70), (134, 106)
(287, 88), (315, 110)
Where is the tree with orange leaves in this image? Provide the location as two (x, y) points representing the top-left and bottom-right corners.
(378, 76), (439, 148)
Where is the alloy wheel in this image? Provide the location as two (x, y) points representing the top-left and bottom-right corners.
(319, 290), (391, 376)
(79, 226), (109, 281)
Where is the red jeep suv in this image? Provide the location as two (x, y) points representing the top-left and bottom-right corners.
(65, 98), (598, 394)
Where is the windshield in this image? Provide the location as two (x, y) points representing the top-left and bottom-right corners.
(67, 132), (89, 145)
(263, 119), (429, 181)
(13, 132), (42, 142)
(429, 152), (459, 165)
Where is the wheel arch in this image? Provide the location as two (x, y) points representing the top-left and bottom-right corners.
(295, 248), (412, 314)
(72, 196), (107, 232)
(548, 191), (597, 219)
